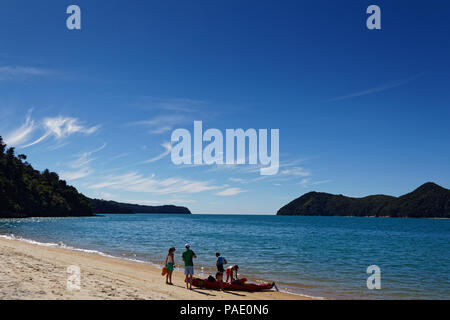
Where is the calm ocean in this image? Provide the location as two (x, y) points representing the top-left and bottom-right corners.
(0, 214), (449, 299)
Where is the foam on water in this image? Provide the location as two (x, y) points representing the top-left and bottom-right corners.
(0, 233), (162, 269)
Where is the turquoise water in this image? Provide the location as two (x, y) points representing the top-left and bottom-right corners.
(0, 214), (449, 299)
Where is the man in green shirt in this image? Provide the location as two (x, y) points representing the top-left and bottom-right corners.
(182, 243), (197, 290)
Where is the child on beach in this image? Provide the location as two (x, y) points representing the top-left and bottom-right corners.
(164, 247), (175, 285)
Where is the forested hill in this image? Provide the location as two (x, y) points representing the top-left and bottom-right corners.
(89, 199), (191, 214)
(0, 137), (93, 218)
(277, 182), (450, 218)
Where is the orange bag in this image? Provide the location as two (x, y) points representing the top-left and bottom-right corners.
(161, 267), (168, 276)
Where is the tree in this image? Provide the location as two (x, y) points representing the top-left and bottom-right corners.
(6, 147), (15, 159)
(0, 136), (6, 155)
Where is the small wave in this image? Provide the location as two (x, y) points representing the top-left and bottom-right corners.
(277, 287), (325, 300)
(0, 233), (162, 268)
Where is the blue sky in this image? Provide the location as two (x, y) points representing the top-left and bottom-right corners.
(1, 0), (449, 214)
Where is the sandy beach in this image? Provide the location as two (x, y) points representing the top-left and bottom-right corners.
(0, 237), (307, 300)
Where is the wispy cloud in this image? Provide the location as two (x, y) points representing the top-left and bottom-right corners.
(110, 152), (130, 160)
(60, 167), (93, 181)
(59, 143), (106, 181)
(212, 160), (311, 186)
(88, 172), (222, 195)
(298, 178), (311, 187)
(214, 187), (246, 196)
(326, 73), (424, 102)
(0, 66), (52, 81)
(3, 111), (36, 146)
(137, 97), (205, 113)
(142, 142), (172, 164)
(312, 179), (333, 185)
(70, 143), (106, 168)
(280, 167), (310, 177)
(21, 116), (100, 148)
(297, 178), (333, 188)
(130, 114), (189, 134)
(130, 97), (215, 135)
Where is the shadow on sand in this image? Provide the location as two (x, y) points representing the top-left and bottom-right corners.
(191, 288), (216, 297)
(222, 290), (246, 297)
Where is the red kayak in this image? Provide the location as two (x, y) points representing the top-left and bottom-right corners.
(191, 277), (274, 292)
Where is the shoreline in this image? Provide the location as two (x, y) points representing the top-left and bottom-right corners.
(0, 236), (310, 300)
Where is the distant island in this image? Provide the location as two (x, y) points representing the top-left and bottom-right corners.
(277, 182), (450, 218)
(0, 136), (191, 218)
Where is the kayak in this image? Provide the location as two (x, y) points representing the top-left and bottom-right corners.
(191, 277), (274, 292)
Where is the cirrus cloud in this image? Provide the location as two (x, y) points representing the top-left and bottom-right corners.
(215, 187), (246, 196)
(3, 111), (35, 146)
(4, 112), (100, 148)
(59, 143), (107, 181)
(0, 66), (52, 81)
(88, 172), (222, 195)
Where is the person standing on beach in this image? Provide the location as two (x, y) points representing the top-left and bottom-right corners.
(215, 252), (227, 291)
(182, 243), (197, 290)
(216, 252), (227, 274)
(164, 247), (175, 285)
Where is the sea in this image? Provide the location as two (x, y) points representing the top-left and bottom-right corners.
(0, 214), (448, 299)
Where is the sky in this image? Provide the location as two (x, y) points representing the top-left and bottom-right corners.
(0, 0), (449, 214)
